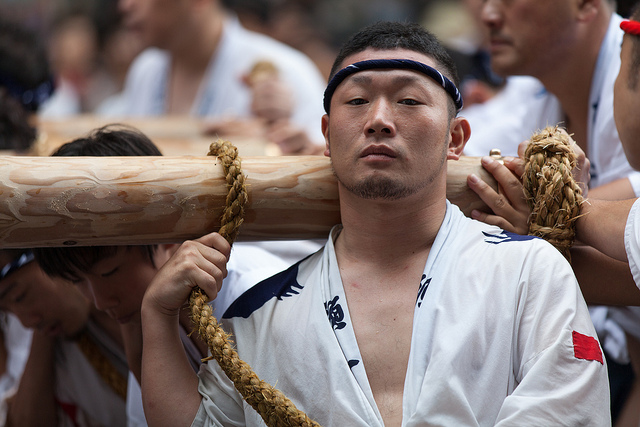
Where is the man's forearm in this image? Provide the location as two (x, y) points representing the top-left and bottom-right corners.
(141, 304), (202, 427)
(120, 322), (143, 385)
(576, 198), (636, 262)
(570, 245), (640, 306)
(587, 177), (636, 200)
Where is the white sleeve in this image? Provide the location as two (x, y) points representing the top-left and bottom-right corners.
(192, 361), (246, 427)
(126, 372), (148, 427)
(625, 198), (640, 288)
(628, 173), (640, 197)
(495, 246), (611, 426)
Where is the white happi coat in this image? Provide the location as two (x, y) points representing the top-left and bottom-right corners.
(118, 16), (326, 146)
(626, 198), (640, 289)
(55, 319), (128, 427)
(193, 202), (610, 426)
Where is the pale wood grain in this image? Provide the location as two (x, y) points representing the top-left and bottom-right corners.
(0, 155), (495, 248)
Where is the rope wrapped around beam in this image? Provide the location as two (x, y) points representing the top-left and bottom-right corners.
(523, 126), (585, 260)
(188, 139), (320, 426)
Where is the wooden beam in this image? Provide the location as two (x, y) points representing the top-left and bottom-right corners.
(0, 155), (495, 248)
(34, 116), (281, 157)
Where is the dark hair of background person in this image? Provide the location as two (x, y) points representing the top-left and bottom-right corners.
(0, 17), (53, 152)
(34, 124), (162, 282)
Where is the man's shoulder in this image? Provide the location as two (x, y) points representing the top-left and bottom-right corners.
(222, 249), (324, 320)
(451, 210), (561, 258)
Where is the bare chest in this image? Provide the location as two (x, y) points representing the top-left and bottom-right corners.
(342, 268), (424, 426)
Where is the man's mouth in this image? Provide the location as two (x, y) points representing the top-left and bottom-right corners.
(488, 34), (511, 50)
(361, 145), (397, 159)
(44, 322), (62, 337)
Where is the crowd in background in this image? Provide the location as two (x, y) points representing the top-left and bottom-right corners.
(1, 0), (640, 425)
(1, 0), (636, 117)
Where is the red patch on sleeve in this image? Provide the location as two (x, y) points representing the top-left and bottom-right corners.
(572, 331), (603, 364)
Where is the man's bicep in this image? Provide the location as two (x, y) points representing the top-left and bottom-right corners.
(496, 327), (610, 426)
(499, 255), (610, 425)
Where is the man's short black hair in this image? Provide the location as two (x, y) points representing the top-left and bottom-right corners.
(36, 246), (156, 283)
(328, 21), (460, 88)
(50, 124), (163, 157)
(34, 124), (162, 280)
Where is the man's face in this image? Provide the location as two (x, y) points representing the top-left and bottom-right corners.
(614, 35), (640, 168)
(322, 48), (465, 202)
(480, 0), (576, 77)
(118, 0), (190, 49)
(72, 246), (171, 325)
(0, 262), (90, 337)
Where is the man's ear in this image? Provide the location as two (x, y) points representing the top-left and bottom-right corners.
(447, 116), (471, 160)
(575, 0), (600, 22)
(322, 114), (331, 157)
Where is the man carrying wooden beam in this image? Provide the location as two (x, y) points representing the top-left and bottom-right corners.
(140, 21), (610, 426)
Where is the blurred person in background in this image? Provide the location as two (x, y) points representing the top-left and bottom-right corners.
(39, 5), (144, 118)
(0, 18), (55, 422)
(0, 17), (54, 152)
(117, 0), (327, 156)
(471, 7), (639, 419)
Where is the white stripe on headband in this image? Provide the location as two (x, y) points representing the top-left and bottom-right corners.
(323, 58), (463, 113)
(0, 251), (34, 281)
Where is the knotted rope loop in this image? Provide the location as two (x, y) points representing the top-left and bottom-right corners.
(522, 126), (585, 260)
(188, 139), (320, 427)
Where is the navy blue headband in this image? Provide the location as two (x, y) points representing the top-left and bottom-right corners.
(323, 59), (463, 114)
(0, 73), (55, 112)
(0, 251), (34, 281)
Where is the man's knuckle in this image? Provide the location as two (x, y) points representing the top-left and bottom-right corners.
(494, 196), (507, 209)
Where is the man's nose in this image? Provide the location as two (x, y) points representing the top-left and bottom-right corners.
(366, 99), (396, 136)
(118, 0), (133, 15)
(480, 0), (503, 29)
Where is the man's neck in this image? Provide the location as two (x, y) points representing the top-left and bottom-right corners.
(90, 306), (124, 349)
(164, 9), (225, 114)
(335, 190), (447, 265)
(169, 8), (225, 73)
(536, 11), (612, 150)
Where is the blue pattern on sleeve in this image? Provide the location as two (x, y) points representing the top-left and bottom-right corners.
(482, 231), (538, 244)
(222, 262), (303, 319)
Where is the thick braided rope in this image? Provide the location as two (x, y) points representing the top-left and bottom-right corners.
(76, 330), (127, 400)
(522, 126), (585, 260)
(188, 139), (320, 427)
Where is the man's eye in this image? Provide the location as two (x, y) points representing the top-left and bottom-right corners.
(101, 267), (119, 278)
(399, 99), (420, 105)
(14, 291), (27, 304)
(347, 98), (367, 105)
